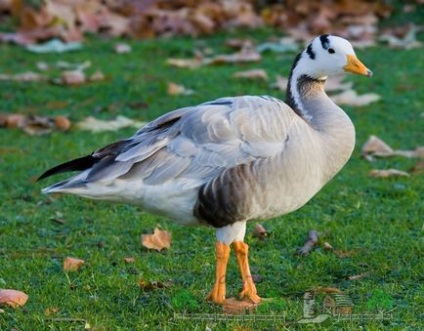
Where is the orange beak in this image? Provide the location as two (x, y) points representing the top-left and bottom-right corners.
(343, 54), (373, 77)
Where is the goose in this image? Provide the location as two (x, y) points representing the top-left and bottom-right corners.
(39, 34), (372, 305)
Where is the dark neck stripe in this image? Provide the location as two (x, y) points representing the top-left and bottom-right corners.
(320, 34), (330, 50)
(306, 43), (315, 60)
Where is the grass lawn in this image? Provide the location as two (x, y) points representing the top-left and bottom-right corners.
(1, 12), (424, 331)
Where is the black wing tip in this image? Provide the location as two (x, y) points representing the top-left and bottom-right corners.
(37, 155), (96, 182)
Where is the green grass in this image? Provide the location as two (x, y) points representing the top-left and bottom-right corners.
(1, 17), (424, 331)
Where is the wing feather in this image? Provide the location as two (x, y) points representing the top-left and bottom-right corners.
(46, 96), (296, 189)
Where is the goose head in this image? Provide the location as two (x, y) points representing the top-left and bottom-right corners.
(298, 34), (373, 80)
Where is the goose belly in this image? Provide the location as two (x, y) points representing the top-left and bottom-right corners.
(82, 178), (201, 226)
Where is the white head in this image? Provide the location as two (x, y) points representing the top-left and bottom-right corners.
(299, 34), (372, 79)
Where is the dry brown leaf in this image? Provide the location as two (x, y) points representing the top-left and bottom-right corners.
(252, 223), (267, 240)
(362, 136), (424, 161)
(232, 69), (268, 81)
(361, 135), (394, 159)
(330, 89), (381, 106)
(0, 289), (29, 308)
(298, 230), (319, 255)
(392, 147), (424, 158)
(222, 297), (258, 314)
(369, 169), (410, 178)
(0, 114), (71, 135)
(167, 82), (195, 96)
(348, 271), (371, 280)
(0, 113), (26, 128)
(63, 257), (85, 272)
(224, 38), (254, 49)
(141, 227), (171, 251)
(166, 57), (204, 69)
(54, 116), (72, 131)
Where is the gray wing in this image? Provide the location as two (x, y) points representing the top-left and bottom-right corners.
(84, 95), (297, 186)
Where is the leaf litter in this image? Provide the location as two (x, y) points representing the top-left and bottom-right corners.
(63, 257), (85, 272)
(76, 116), (146, 133)
(0, 289), (29, 308)
(0, 114), (71, 135)
(141, 227), (171, 252)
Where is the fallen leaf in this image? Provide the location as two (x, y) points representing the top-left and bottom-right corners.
(330, 89), (381, 106)
(166, 57), (204, 69)
(379, 24), (423, 49)
(54, 116), (72, 131)
(361, 135), (394, 160)
(362, 136), (424, 161)
(138, 279), (172, 291)
(63, 257), (85, 272)
(0, 114), (71, 135)
(36, 61), (49, 71)
(207, 46), (261, 65)
(298, 230), (319, 255)
(141, 227), (171, 251)
(89, 70), (105, 82)
(348, 271), (371, 280)
(0, 113), (26, 128)
(369, 169), (410, 178)
(124, 257), (135, 264)
(167, 82), (195, 96)
(115, 43), (132, 54)
(271, 74), (289, 92)
(76, 116), (146, 132)
(410, 161), (424, 175)
(222, 297), (258, 314)
(252, 223), (267, 240)
(233, 69), (268, 81)
(0, 289), (29, 308)
(0, 72), (46, 82)
(391, 147), (424, 158)
(224, 38), (254, 49)
(60, 70), (86, 85)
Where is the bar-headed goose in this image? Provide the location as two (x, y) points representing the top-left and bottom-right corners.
(39, 34), (372, 304)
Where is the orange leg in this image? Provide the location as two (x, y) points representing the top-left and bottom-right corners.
(233, 241), (261, 304)
(207, 241), (230, 304)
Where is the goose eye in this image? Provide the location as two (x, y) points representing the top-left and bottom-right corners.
(328, 48), (335, 54)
